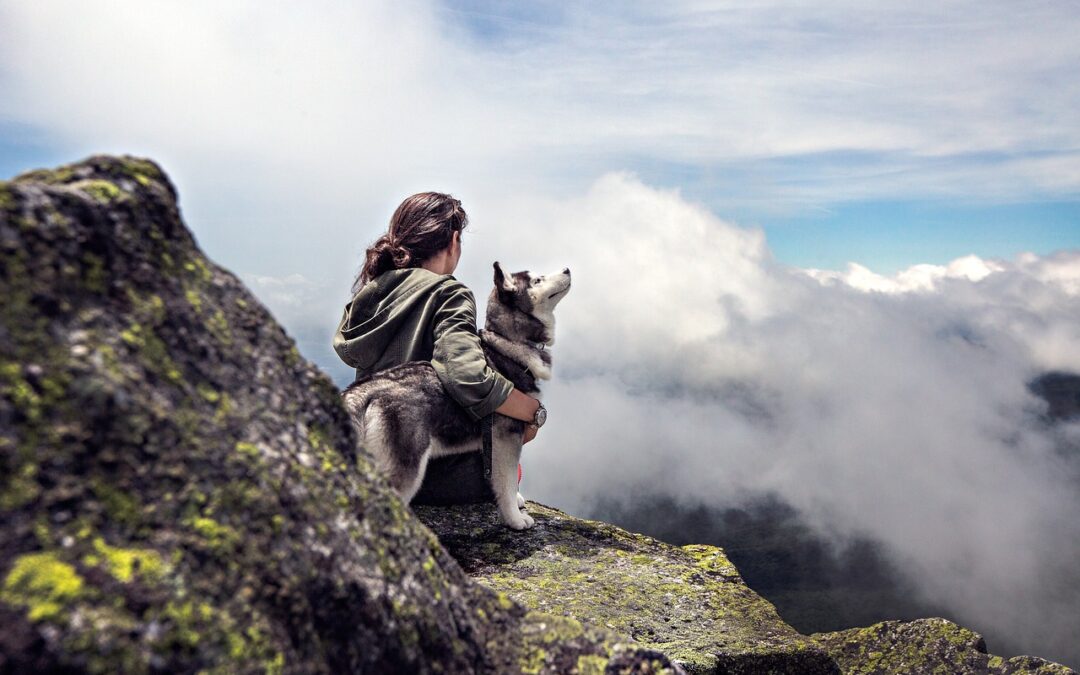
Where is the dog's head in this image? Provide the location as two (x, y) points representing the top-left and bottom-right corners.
(487, 262), (571, 344)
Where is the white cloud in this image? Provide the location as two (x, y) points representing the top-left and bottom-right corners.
(241, 273), (318, 308)
(3, 0), (1080, 217)
(805, 254), (1007, 293)
(466, 173), (1080, 665)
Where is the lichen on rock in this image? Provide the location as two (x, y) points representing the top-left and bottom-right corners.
(2, 552), (86, 622)
(416, 501), (838, 674)
(0, 155), (676, 673)
(811, 618), (1076, 675)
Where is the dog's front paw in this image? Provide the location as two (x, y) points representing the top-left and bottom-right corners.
(516, 492), (527, 510)
(504, 511), (535, 530)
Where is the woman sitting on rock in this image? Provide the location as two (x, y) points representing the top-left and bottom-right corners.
(332, 191), (540, 503)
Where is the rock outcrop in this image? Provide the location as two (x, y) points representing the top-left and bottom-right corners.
(416, 502), (837, 674)
(0, 155), (675, 673)
(1, 155), (1075, 674)
(812, 618), (1074, 674)
(418, 503), (1077, 675)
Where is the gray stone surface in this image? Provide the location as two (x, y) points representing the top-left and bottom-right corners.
(0, 155), (676, 674)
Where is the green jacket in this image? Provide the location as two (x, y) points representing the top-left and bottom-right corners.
(332, 268), (514, 420)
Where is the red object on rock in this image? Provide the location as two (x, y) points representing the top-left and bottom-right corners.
(518, 463), (522, 484)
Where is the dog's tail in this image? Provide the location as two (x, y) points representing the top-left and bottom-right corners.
(340, 383), (376, 439)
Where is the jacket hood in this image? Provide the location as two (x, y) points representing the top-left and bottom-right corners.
(333, 268), (452, 370)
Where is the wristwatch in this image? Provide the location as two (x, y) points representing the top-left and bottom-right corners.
(531, 402), (547, 428)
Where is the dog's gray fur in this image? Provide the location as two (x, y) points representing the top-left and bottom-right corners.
(341, 262), (571, 529)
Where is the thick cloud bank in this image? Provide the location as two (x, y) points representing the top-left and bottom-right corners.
(460, 174), (1080, 665)
(243, 172), (1078, 663)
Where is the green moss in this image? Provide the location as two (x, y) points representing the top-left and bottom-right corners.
(307, 423), (349, 474)
(576, 654), (608, 675)
(307, 425), (328, 450)
(495, 591), (515, 611)
(185, 516), (240, 552)
(116, 157), (163, 183)
(525, 611), (585, 644)
(83, 252), (107, 294)
(681, 544), (740, 579)
(126, 289), (166, 325)
(520, 645), (547, 674)
(82, 537), (166, 583)
(14, 166), (75, 184)
(207, 309), (233, 345)
(0, 462), (40, 509)
(73, 179), (123, 203)
(417, 502), (827, 672)
(32, 518), (51, 548)
(235, 441), (260, 459)
(265, 651), (285, 674)
(1, 361), (42, 422)
(1, 552), (85, 621)
(185, 288), (203, 313)
(197, 382), (220, 403)
(213, 391), (235, 423)
(183, 257), (213, 284)
(91, 479), (141, 528)
(811, 618), (998, 675)
(119, 322), (182, 384)
(162, 600), (212, 648)
(0, 182), (14, 210)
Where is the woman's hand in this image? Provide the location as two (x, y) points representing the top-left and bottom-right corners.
(495, 388), (542, 423)
(496, 389), (542, 443)
(523, 423), (539, 445)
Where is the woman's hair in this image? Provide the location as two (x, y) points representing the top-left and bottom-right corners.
(353, 191), (468, 292)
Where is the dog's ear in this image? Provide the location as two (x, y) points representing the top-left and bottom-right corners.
(493, 261), (514, 292)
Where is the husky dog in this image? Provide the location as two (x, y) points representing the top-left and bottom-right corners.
(341, 262), (571, 530)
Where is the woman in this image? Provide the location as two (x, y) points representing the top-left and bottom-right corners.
(332, 191), (543, 504)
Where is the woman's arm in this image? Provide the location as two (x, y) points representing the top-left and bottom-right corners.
(495, 387), (541, 423)
(498, 388), (541, 444)
(431, 280), (543, 438)
(431, 281), (519, 419)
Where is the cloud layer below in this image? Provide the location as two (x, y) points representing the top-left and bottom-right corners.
(474, 174), (1080, 665)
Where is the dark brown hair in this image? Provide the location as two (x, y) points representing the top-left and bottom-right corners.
(353, 191), (468, 292)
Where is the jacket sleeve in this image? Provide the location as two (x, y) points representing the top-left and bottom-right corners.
(332, 301), (359, 367)
(430, 281), (514, 420)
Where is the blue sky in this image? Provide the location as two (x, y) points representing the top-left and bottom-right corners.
(2, 1), (1077, 279)
(435, 1), (1080, 272)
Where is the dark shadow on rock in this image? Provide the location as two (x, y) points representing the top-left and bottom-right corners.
(415, 501), (643, 574)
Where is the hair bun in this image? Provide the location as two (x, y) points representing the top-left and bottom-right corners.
(391, 246), (412, 267)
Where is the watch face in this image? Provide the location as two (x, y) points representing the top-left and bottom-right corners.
(535, 407), (547, 427)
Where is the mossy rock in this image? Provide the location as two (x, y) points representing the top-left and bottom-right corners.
(0, 155), (678, 673)
(416, 502), (838, 674)
(811, 618), (1077, 674)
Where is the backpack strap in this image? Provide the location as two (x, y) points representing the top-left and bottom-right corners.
(481, 414), (493, 481)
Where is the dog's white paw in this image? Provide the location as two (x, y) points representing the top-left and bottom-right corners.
(504, 511), (535, 530)
(516, 492), (527, 510)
